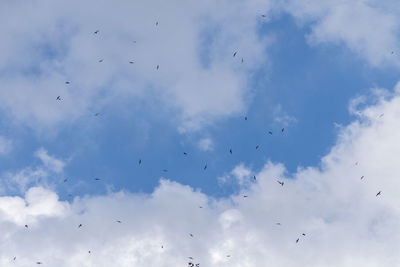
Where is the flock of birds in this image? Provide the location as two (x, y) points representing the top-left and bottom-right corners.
(22, 17), (387, 266)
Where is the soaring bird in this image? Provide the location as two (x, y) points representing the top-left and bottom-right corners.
(296, 238), (299, 243)
(78, 224), (83, 228)
(183, 152), (188, 156)
(199, 206), (203, 208)
(94, 30), (99, 34)
(95, 178), (101, 181)
(56, 96), (61, 100)
(116, 220), (122, 223)
(376, 191), (382, 197)
(302, 233), (306, 236)
(98, 59), (103, 63)
(276, 222), (281, 225)
(256, 145), (259, 149)
(281, 128), (285, 132)
(65, 81), (70, 84)
(226, 255), (231, 258)
(244, 116), (247, 120)
(233, 51), (237, 57)
(156, 21), (159, 26)
(63, 178), (68, 182)
(379, 113), (384, 118)
(261, 14), (266, 17)
(204, 164), (207, 170)
(129, 61), (134, 64)
(13, 257), (16, 261)
(25, 225), (28, 228)
(163, 169), (168, 172)
(253, 175), (256, 180)
(88, 251), (91, 254)
(268, 131), (273, 135)
(156, 65), (159, 70)
(277, 180), (284, 186)
(36, 262), (43, 265)
(360, 176), (364, 180)
(139, 159), (142, 165)
(189, 233), (193, 237)
(243, 195), (248, 198)
(94, 113), (100, 116)
(229, 149), (232, 154)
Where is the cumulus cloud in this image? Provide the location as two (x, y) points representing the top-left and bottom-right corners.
(281, 0), (400, 67)
(0, 0), (271, 132)
(198, 138), (214, 152)
(0, 84), (400, 266)
(35, 148), (65, 173)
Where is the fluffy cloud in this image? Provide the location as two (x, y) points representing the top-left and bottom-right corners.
(0, 0), (271, 132)
(281, 0), (400, 67)
(0, 84), (400, 266)
(0, 136), (11, 155)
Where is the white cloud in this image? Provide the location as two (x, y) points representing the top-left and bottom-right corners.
(0, 84), (400, 266)
(35, 148), (65, 173)
(198, 138), (214, 152)
(281, 0), (400, 67)
(0, 0), (272, 132)
(0, 136), (11, 155)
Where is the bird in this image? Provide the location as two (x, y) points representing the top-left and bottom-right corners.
(189, 233), (193, 237)
(355, 161), (359, 166)
(162, 169), (168, 172)
(268, 131), (273, 135)
(155, 21), (159, 26)
(253, 175), (256, 180)
(161, 245), (163, 249)
(277, 180), (284, 186)
(281, 128), (285, 132)
(241, 58), (244, 63)
(94, 30), (99, 34)
(188, 257), (194, 260)
(36, 262), (43, 265)
(98, 59), (103, 63)
(302, 233), (306, 236)
(379, 113), (384, 118)
(243, 195), (248, 198)
(276, 222), (281, 225)
(244, 116), (247, 120)
(229, 149), (232, 154)
(204, 164), (207, 170)
(255, 145), (259, 149)
(56, 96), (61, 100)
(25, 225), (28, 228)
(65, 81), (70, 84)
(261, 14), (266, 17)
(376, 191), (382, 197)
(156, 65), (159, 70)
(139, 159), (142, 165)
(296, 238), (299, 243)
(233, 51), (237, 57)
(94, 113), (100, 116)
(129, 61), (134, 64)
(63, 178), (68, 182)
(199, 206), (203, 208)
(78, 224), (83, 228)
(88, 251), (91, 254)
(183, 152), (187, 156)
(360, 176), (364, 180)
(116, 220), (122, 223)
(226, 255), (231, 258)
(95, 178), (101, 181)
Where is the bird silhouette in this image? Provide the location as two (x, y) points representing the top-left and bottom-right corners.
(129, 61), (134, 64)
(189, 233), (193, 237)
(78, 224), (83, 228)
(116, 220), (122, 223)
(296, 238), (299, 243)
(63, 178), (68, 182)
(261, 14), (266, 17)
(256, 145), (259, 149)
(379, 113), (384, 118)
(183, 152), (188, 155)
(253, 175), (256, 180)
(360, 176), (364, 180)
(25, 225), (28, 228)
(243, 195), (248, 198)
(94, 30), (99, 34)
(276, 222), (281, 225)
(36, 262), (42, 265)
(95, 178), (101, 181)
(277, 180), (284, 186)
(233, 51), (237, 57)
(302, 233), (306, 236)
(268, 131), (273, 135)
(156, 65), (159, 70)
(156, 21), (159, 26)
(98, 59), (103, 63)
(229, 149), (232, 154)
(139, 159), (142, 165)
(241, 58), (244, 63)
(244, 116), (247, 120)
(13, 257), (16, 261)
(204, 164), (207, 170)
(376, 191), (382, 197)
(65, 81), (70, 84)
(56, 96), (61, 100)
(281, 128), (284, 132)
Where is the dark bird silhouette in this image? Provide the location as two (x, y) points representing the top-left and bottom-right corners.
(156, 21), (159, 26)
(161, 245), (163, 249)
(243, 195), (248, 198)
(163, 169), (168, 172)
(233, 51), (237, 57)
(94, 30), (99, 34)
(56, 96), (61, 101)
(36, 262), (42, 265)
(360, 176), (364, 180)
(88, 251), (91, 254)
(391, 51), (394, 54)
(268, 131), (273, 135)
(302, 233), (306, 236)
(116, 220), (122, 223)
(25, 225), (28, 228)
(281, 128), (285, 132)
(261, 14), (266, 17)
(94, 113), (100, 116)
(256, 145), (259, 149)
(188, 257), (194, 260)
(355, 161), (358, 166)
(277, 180), (284, 186)
(229, 149), (232, 154)
(296, 238), (299, 243)
(189, 233), (193, 237)
(95, 178), (101, 181)
(183, 152), (188, 156)
(139, 159), (142, 165)
(379, 113), (384, 118)
(226, 255), (231, 258)
(376, 191), (382, 197)
(78, 224), (83, 228)
(244, 116), (247, 120)
(253, 175), (256, 180)
(199, 206), (203, 208)
(129, 61), (134, 64)
(63, 178), (68, 182)
(98, 59), (103, 63)
(276, 222), (281, 225)
(204, 164), (207, 170)
(65, 81), (70, 84)
(13, 257), (16, 260)
(156, 65), (159, 70)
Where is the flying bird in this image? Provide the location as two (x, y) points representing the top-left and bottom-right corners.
(281, 128), (285, 132)
(156, 65), (159, 70)
(95, 178), (101, 181)
(13, 257), (16, 261)
(139, 159), (142, 165)
(277, 180), (284, 186)
(129, 61), (134, 64)
(63, 178), (68, 182)
(36, 262), (42, 265)
(233, 51), (237, 57)
(241, 58), (244, 63)
(183, 152), (187, 155)
(162, 169), (168, 172)
(302, 233), (306, 236)
(25, 225), (28, 228)
(276, 222), (281, 225)
(360, 176), (364, 180)
(243, 195), (248, 198)
(256, 145), (259, 149)
(261, 14), (266, 17)
(204, 164), (207, 170)
(253, 175), (256, 180)
(379, 113), (384, 118)
(116, 220), (122, 223)
(88, 251), (91, 254)
(229, 149), (232, 154)
(56, 96), (61, 101)
(78, 224), (83, 228)
(268, 131), (273, 135)
(226, 255), (231, 258)
(65, 81), (70, 84)
(94, 30), (99, 34)
(376, 191), (382, 197)
(98, 59), (103, 63)
(199, 206), (203, 208)
(94, 113), (100, 116)
(189, 233), (193, 237)
(296, 238), (299, 243)
(244, 116), (247, 120)
(156, 21), (159, 26)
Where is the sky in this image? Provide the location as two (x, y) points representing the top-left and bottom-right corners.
(1, 0), (400, 266)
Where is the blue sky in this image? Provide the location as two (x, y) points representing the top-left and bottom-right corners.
(1, 1), (400, 266)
